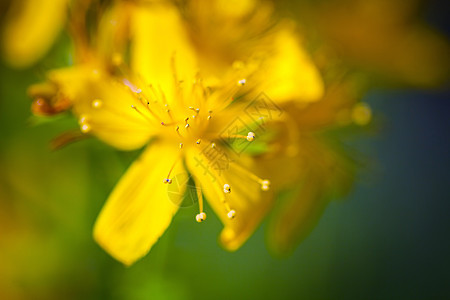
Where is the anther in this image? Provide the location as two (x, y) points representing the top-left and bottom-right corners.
(92, 99), (102, 108)
(185, 123), (190, 129)
(223, 184), (231, 194)
(196, 212), (207, 223)
(78, 115), (88, 125)
(196, 139), (201, 145)
(227, 210), (236, 219)
(247, 132), (255, 142)
(238, 79), (246, 86)
(179, 143), (183, 149)
(163, 178), (172, 184)
(81, 124), (91, 133)
(261, 179), (271, 191)
(211, 143), (216, 149)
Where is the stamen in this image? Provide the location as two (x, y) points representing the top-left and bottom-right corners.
(225, 132), (255, 141)
(189, 107), (200, 113)
(220, 196), (236, 220)
(179, 143), (183, 149)
(227, 210), (236, 219)
(223, 183), (231, 194)
(91, 99), (102, 109)
(261, 180), (271, 191)
(196, 139), (202, 145)
(79, 115), (91, 133)
(195, 187), (206, 223)
(123, 79), (142, 94)
(130, 105), (153, 123)
(209, 174), (236, 221)
(164, 155), (181, 185)
(230, 162), (270, 191)
(176, 125), (183, 137)
(237, 79), (247, 86)
(81, 123), (91, 133)
(124, 78), (171, 125)
(78, 115), (88, 125)
(196, 212), (206, 222)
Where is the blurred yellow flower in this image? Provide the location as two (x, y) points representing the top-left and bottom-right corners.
(291, 0), (450, 87)
(42, 0), (326, 265)
(262, 78), (366, 255)
(1, 0), (68, 68)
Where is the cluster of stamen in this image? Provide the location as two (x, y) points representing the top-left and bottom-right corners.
(78, 70), (271, 224)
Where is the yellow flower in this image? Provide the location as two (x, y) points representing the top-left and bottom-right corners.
(44, 0), (325, 265)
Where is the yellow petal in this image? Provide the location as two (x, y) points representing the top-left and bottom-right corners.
(95, 1), (132, 65)
(2, 0), (67, 68)
(263, 25), (324, 103)
(49, 66), (155, 150)
(314, 0), (450, 87)
(267, 176), (328, 256)
(130, 3), (197, 104)
(185, 146), (272, 251)
(94, 142), (186, 266)
(286, 80), (358, 130)
(267, 138), (355, 255)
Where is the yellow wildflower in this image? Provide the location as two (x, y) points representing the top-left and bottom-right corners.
(42, 0), (325, 265)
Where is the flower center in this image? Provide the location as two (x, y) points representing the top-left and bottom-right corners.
(78, 69), (271, 223)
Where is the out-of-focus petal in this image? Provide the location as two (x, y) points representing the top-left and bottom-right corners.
(95, 1), (132, 66)
(267, 138), (355, 255)
(263, 26), (324, 103)
(185, 146), (273, 251)
(130, 3), (197, 103)
(49, 66), (155, 150)
(315, 0), (450, 87)
(2, 0), (67, 68)
(93, 142), (185, 266)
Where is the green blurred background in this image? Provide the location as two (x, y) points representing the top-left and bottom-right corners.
(1, 1), (449, 299)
